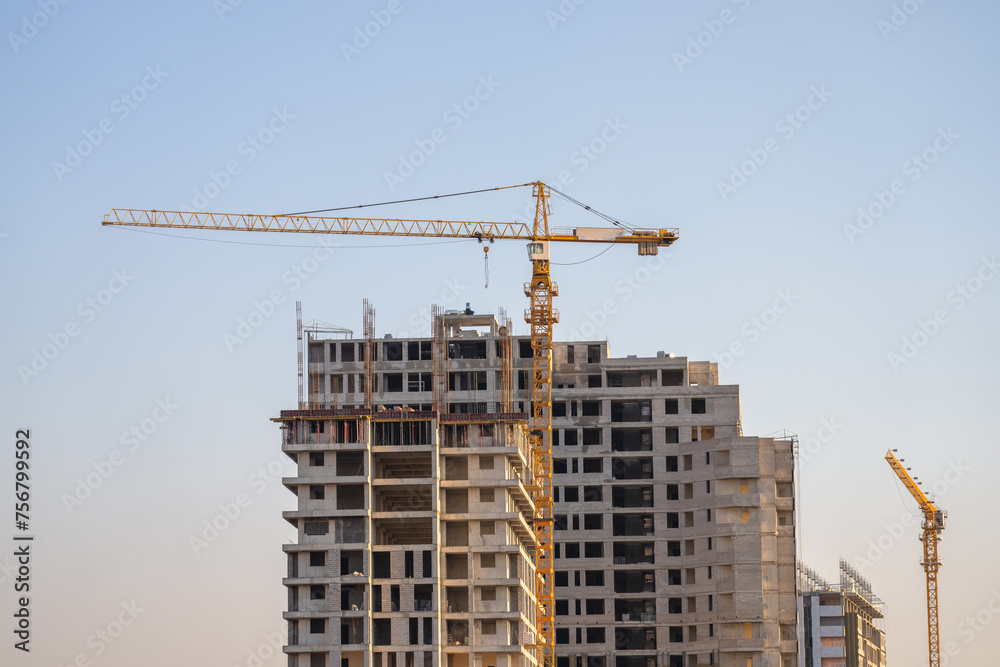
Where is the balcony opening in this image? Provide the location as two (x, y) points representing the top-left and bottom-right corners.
(373, 552), (391, 578)
(612, 486), (654, 508)
(384, 373), (404, 393)
(446, 587), (469, 613)
(373, 619), (391, 646)
(611, 400), (652, 423)
(615, 627), (656, 650)
(341, 584), (364, 610)
(613, 570), (655, 593)
(407, 341), (432, 361)
(662, 369), (684, 386)
(607, 371), (654, 388)
(336, 451), (364, 476)
(611, 428), (652, 452)
(337, 485), (365, 510)
(450, 341), (487, 360)
(612, 458), (653, 480)
(414, 584), (433, 611)
(615, 598), (656, 622)
(445, 554), (469, 580)
(612, 542), (654, 565)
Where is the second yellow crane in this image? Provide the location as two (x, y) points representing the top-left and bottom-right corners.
(885, 449), (947, 667)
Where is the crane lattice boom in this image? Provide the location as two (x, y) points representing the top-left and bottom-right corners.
(102, 208), (677, 246)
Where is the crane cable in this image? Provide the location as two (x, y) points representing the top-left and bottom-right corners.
(282, 182), (640, 235)
(552, 245), (614, 266)
(279, 181), (634, 272)
(891, 470), (923, 518)
(547, 185), (637, 231)
(125, 181), (638, 257)
(484, 246), (490, 288)
(281, 183), (534, 216)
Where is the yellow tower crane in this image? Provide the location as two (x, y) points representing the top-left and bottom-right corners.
(885, 449), (947, 667)
(102, 181), (678, 667)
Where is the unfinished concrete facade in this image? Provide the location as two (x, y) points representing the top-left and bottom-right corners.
(281, 310), (797, 667)
(278, 410), (538, 667)
(797, 563), (885, 667)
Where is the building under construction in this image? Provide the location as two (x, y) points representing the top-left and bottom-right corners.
(797, 562), (885, 667)
(276, 307), (798, 667)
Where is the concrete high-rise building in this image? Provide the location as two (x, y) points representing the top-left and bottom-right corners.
(277, 408), (539, 667)
(797, 562), (885, 667)
(277, 309), (798, 667)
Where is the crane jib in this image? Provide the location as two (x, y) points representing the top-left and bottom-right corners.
(103, 209), (678, 247)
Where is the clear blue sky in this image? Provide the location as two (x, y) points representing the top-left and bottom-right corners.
(2, 1), (998, 664)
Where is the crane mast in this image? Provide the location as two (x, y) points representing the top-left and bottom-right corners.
(103, 181), (678, 667)
(527, 183), (556, 665)
(885, 449), (946, 667)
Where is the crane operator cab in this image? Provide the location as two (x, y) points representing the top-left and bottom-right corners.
(527, 240), (549, 262)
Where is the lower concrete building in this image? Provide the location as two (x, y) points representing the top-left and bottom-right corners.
(797, 562), (885, 667)
(277, 409), (538, 667)
(552, 435), (798, 667)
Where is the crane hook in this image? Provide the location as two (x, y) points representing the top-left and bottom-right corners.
(484, 245), (490, 288)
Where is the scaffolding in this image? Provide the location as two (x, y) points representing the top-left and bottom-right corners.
(498, 306), (514, 414)
(363, 299), (375, 409)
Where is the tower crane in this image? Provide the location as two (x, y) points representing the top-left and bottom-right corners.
(102, 181), (679, 667)
(885, 449), (946, 667)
